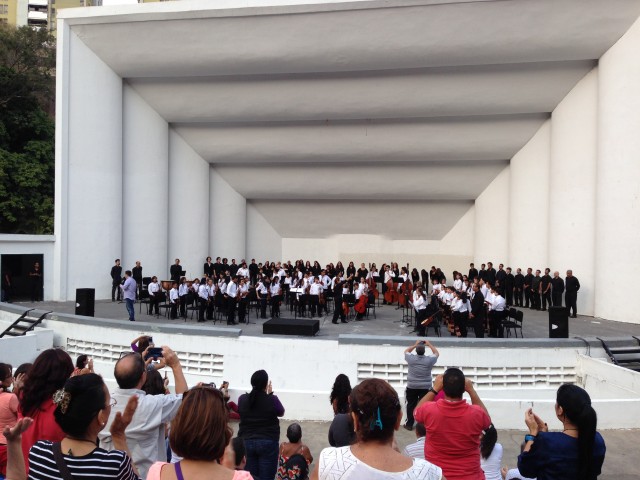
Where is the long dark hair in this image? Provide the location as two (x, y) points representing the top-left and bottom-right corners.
(480, 424), (497, 459)
(0, 363), (12, 392)
(20, 349), (74, 416)
(330, 374), (352, 414)
(248, 370), (268, 407)
(557, 384), (598, 479)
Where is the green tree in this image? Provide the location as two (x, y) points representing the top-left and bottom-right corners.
(0, 25), (56, 234)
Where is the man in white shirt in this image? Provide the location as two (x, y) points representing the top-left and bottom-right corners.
(99, 346), (187, 479)
(226, 275), (238, 325)
(488, 286), (506, 338)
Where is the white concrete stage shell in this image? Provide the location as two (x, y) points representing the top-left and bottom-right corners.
(52, 0), (640, 324)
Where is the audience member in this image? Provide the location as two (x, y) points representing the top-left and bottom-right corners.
(402, 423), (426, 460)
(329, 374), (352, 415)
(99, 346), (187, 479)
(500, 442), (535, 480)
(146, 385), (252, 480)
(312, 378), (442, 480)
(237, 370), (284, 480)
(18, 349), (74, 472)
(517, 384), (605, 480)
(10, 364), (30, 400)
(404, 340), (439, 430)
(276, 423), (313, 480)
(143, 369), (169, 396)
(221, 437), (247, 471)
(414, 368), (491, 480)
(220, 381), (240, 420)
(24, 373), (139, 480)
(327, 412), (355, 448)
(0, 363), (18, 476)
(131, 335), (153, 353)
(70, 355), (94, 377)
(480, 424), (503, 480)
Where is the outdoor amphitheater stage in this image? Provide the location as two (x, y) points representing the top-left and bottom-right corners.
(8, 298), (640, 341)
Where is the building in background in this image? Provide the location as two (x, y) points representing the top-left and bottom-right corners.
(0, 0), (170, 30)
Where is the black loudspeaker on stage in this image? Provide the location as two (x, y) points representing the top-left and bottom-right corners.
(548, 306), (569, 338)
(263, 317), (319, 336)
(75, 288), (95, 317)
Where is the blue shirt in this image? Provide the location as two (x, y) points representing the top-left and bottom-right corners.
(121, 277), (137, 300)
(518, 431), (606, 480)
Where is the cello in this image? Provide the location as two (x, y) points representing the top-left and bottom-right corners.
(354, 293), (367, 315)
(399, 280), (412, 307)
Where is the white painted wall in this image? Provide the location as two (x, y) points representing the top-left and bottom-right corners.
(474, 166), (510, 264)
(549, 69), (597, 316)
(508, 120), (550, 270)
(209, 169), (247, 260)
(596, 16), (640, 324)
(0, 235), (55, 301)
(246, 203), (282, 261)
(55, 31), (123, 301)
(122, 84), (169, 281)
(168, 130), (210, 278)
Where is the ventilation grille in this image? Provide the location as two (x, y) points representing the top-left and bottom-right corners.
(65, 338), (224, 376)
(357, 363), (576, 388)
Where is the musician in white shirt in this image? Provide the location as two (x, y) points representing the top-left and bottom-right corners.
(256, 278), (269, 319)
(309, 277), (323, 317)
(237, 277), (249, 324)
(148, 276), (161, 316)
(488, 286), (506, 338)
(453, 273), (463, 292)
(413, 286), (427, 327)
(206, 278), (216, 320)
(451, 291), (470, 337)
(383, 265), (396, 304)
(197, 279), (209, 322)
(178, 278), (189, 318)
(226, 275), (238, 325)
(270, 279), (282, 318)
(169, 281), (179, 319)
(237, 263), (249, 279)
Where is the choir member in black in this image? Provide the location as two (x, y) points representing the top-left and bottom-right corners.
(495, 263), (507, 290)
(132, 261), (143, 299)
(468, 263), (478, 282)
(332, 275), (347, 324)
(249, 259), (259, 285)
(229, 259), (239, 276)
(551, 271), (564, 307)
(469, 283), (485, 338)
(170, 258), (182, 283)
(531, 270), (542, 310)
(514, 268), (525, 307)
(523, 268), (534, 308)
(204, 256), (214, 278)
(540, 268), (552, 311)
(485, 262), (497, 286)
(213, 257), (223, 277)
(110, 259), (122, 302)
(221, 258), (230, 275)
(411, 268), (420, 285)
(565, 270), (580, 318)
(504, 267), (515, 306)
(346, 261), (356, 279)
(356, 263), (368, 281)
(478, 263), (487, 282)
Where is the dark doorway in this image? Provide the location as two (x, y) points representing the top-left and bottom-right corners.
(1, 254), (44, 302)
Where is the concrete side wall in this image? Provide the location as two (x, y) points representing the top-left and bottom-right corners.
(474, 166), (510, 264)
(596, 16), (640, 324)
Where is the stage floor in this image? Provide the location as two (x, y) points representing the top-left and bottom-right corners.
(12, 298), (640, 340)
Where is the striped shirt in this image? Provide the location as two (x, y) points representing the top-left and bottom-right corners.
(403, 437), (426, 460)
(28, 440), (138, 480)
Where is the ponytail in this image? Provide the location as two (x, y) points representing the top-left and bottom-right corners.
(556, 384), (598, 479)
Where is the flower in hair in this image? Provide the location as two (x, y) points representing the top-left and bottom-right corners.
(53, 389), (72, 414)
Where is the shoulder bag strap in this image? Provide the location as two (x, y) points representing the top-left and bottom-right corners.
(51, 442), (75, 480)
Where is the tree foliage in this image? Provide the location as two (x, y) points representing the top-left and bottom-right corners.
(0, 25), (56, 234)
